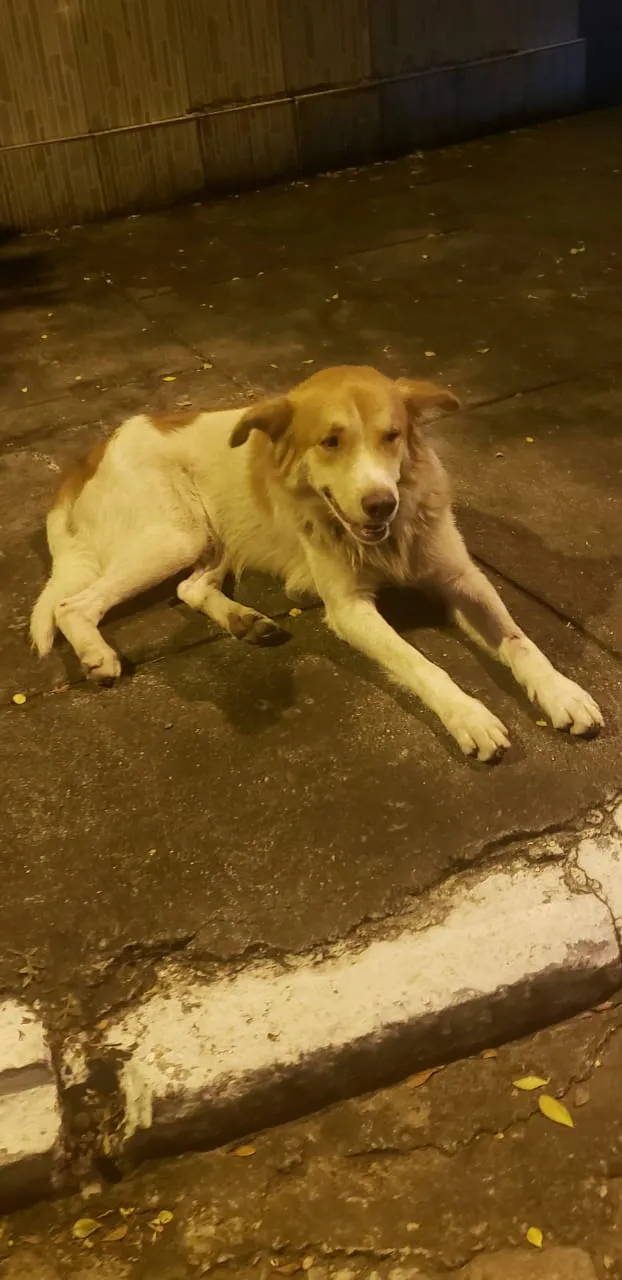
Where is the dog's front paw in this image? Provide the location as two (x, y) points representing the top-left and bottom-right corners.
(443, 696), (511, 762)
(538, 675), (603, 737)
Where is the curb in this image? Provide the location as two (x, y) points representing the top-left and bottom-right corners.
(0, 1001), (63, 1210)
(3, 799), (622, 1208)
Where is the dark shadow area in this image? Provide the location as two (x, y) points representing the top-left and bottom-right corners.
(0, 230), (64, 314)
(579, 0), (622, 108)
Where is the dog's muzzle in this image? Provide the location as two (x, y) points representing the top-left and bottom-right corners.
(321, 488), (395, 544)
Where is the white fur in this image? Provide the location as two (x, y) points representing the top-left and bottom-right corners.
(30, 375), (603, 761)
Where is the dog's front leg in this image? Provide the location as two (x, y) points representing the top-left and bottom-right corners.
(429, 522), (603, 736)
(316, 573), (510, 760)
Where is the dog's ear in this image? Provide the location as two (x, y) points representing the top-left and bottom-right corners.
(230, 396), (293, 448)
(395, 378), (460, 423)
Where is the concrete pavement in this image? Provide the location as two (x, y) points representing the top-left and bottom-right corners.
(1, 109), (622, 1205)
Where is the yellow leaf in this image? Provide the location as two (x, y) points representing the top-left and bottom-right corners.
(536, 720), (547, 727)
(231, 1143), (256, 1157)
(162, 375), (176, 382)
(513, 1076), (550, 1091)
(288, 608), (302, 618)
(72, 1218), (101, 1240)
(526, 1226), (543, 1248)
(157, 1210), (174, 1225)
(119, 1207), (135, 1219)
(103, 1225), (128, 1242)
(538, 1094), (574, 1127)
(12, 693), (26, 705)
(406, 1067), (440, 1088)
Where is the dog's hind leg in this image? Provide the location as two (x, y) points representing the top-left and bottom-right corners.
(177, 560), (289, 646)
(56, 533), (199, 681)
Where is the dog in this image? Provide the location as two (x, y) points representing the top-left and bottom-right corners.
(30, 364), (602, 760)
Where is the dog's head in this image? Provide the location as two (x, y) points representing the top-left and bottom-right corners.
(230, 365), (459, 545)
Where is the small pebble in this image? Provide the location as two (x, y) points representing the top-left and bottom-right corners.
(12, 693), (26, 705)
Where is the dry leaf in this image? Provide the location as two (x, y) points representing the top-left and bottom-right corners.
(72, 1219), (101, 1241)
(476, 346), (490, 354)
(595, 1000), (614, 1012)
(526, 1226), (543, 1248)
(424, 350), (436, 358)
(407, 1067), (440, 1087)
(119, 1207), (135, 1219)
(271, 1264), (301, 1276)
(288, 608), (302, 618)
(538, 1094), (574, 1127)
(536, 720), (547, 727)
(481, 1049), (498, 1060)
(513, 1076), (549, 1091)
(231, 1143), (256, 1157)
(157, 1210), (174, 1225)
(302, 1259), (315, 1273)
(103, 1225), (128, 1242)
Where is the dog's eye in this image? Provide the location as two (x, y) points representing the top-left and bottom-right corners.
(321, 433), (340, 450)
(384, 429), (400, 444)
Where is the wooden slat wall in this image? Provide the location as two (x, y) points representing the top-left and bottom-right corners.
(0, 0), (616, 230)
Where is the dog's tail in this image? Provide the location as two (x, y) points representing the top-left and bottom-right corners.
(29, 579), (60, 657)
(29, 501), (90, 658)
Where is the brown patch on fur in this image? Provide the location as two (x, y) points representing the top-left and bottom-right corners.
(52, 437), (110, 509)
(247, 432), (277, 514)
(149, 410), (201, 433)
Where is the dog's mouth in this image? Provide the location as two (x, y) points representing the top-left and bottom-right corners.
(320, 489), (392, 545)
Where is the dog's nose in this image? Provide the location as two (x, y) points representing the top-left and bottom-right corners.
(361, 490), (397, 522)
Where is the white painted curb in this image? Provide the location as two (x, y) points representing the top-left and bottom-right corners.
(0, 1000), (63, 1207)
(87, 808), (622, 1160)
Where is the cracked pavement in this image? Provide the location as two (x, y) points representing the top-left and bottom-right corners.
(3, 1000), (622, 1278)
(2, 109), (622, 1027)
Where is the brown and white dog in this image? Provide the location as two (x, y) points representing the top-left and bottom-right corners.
(30, 364), (602, 760)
